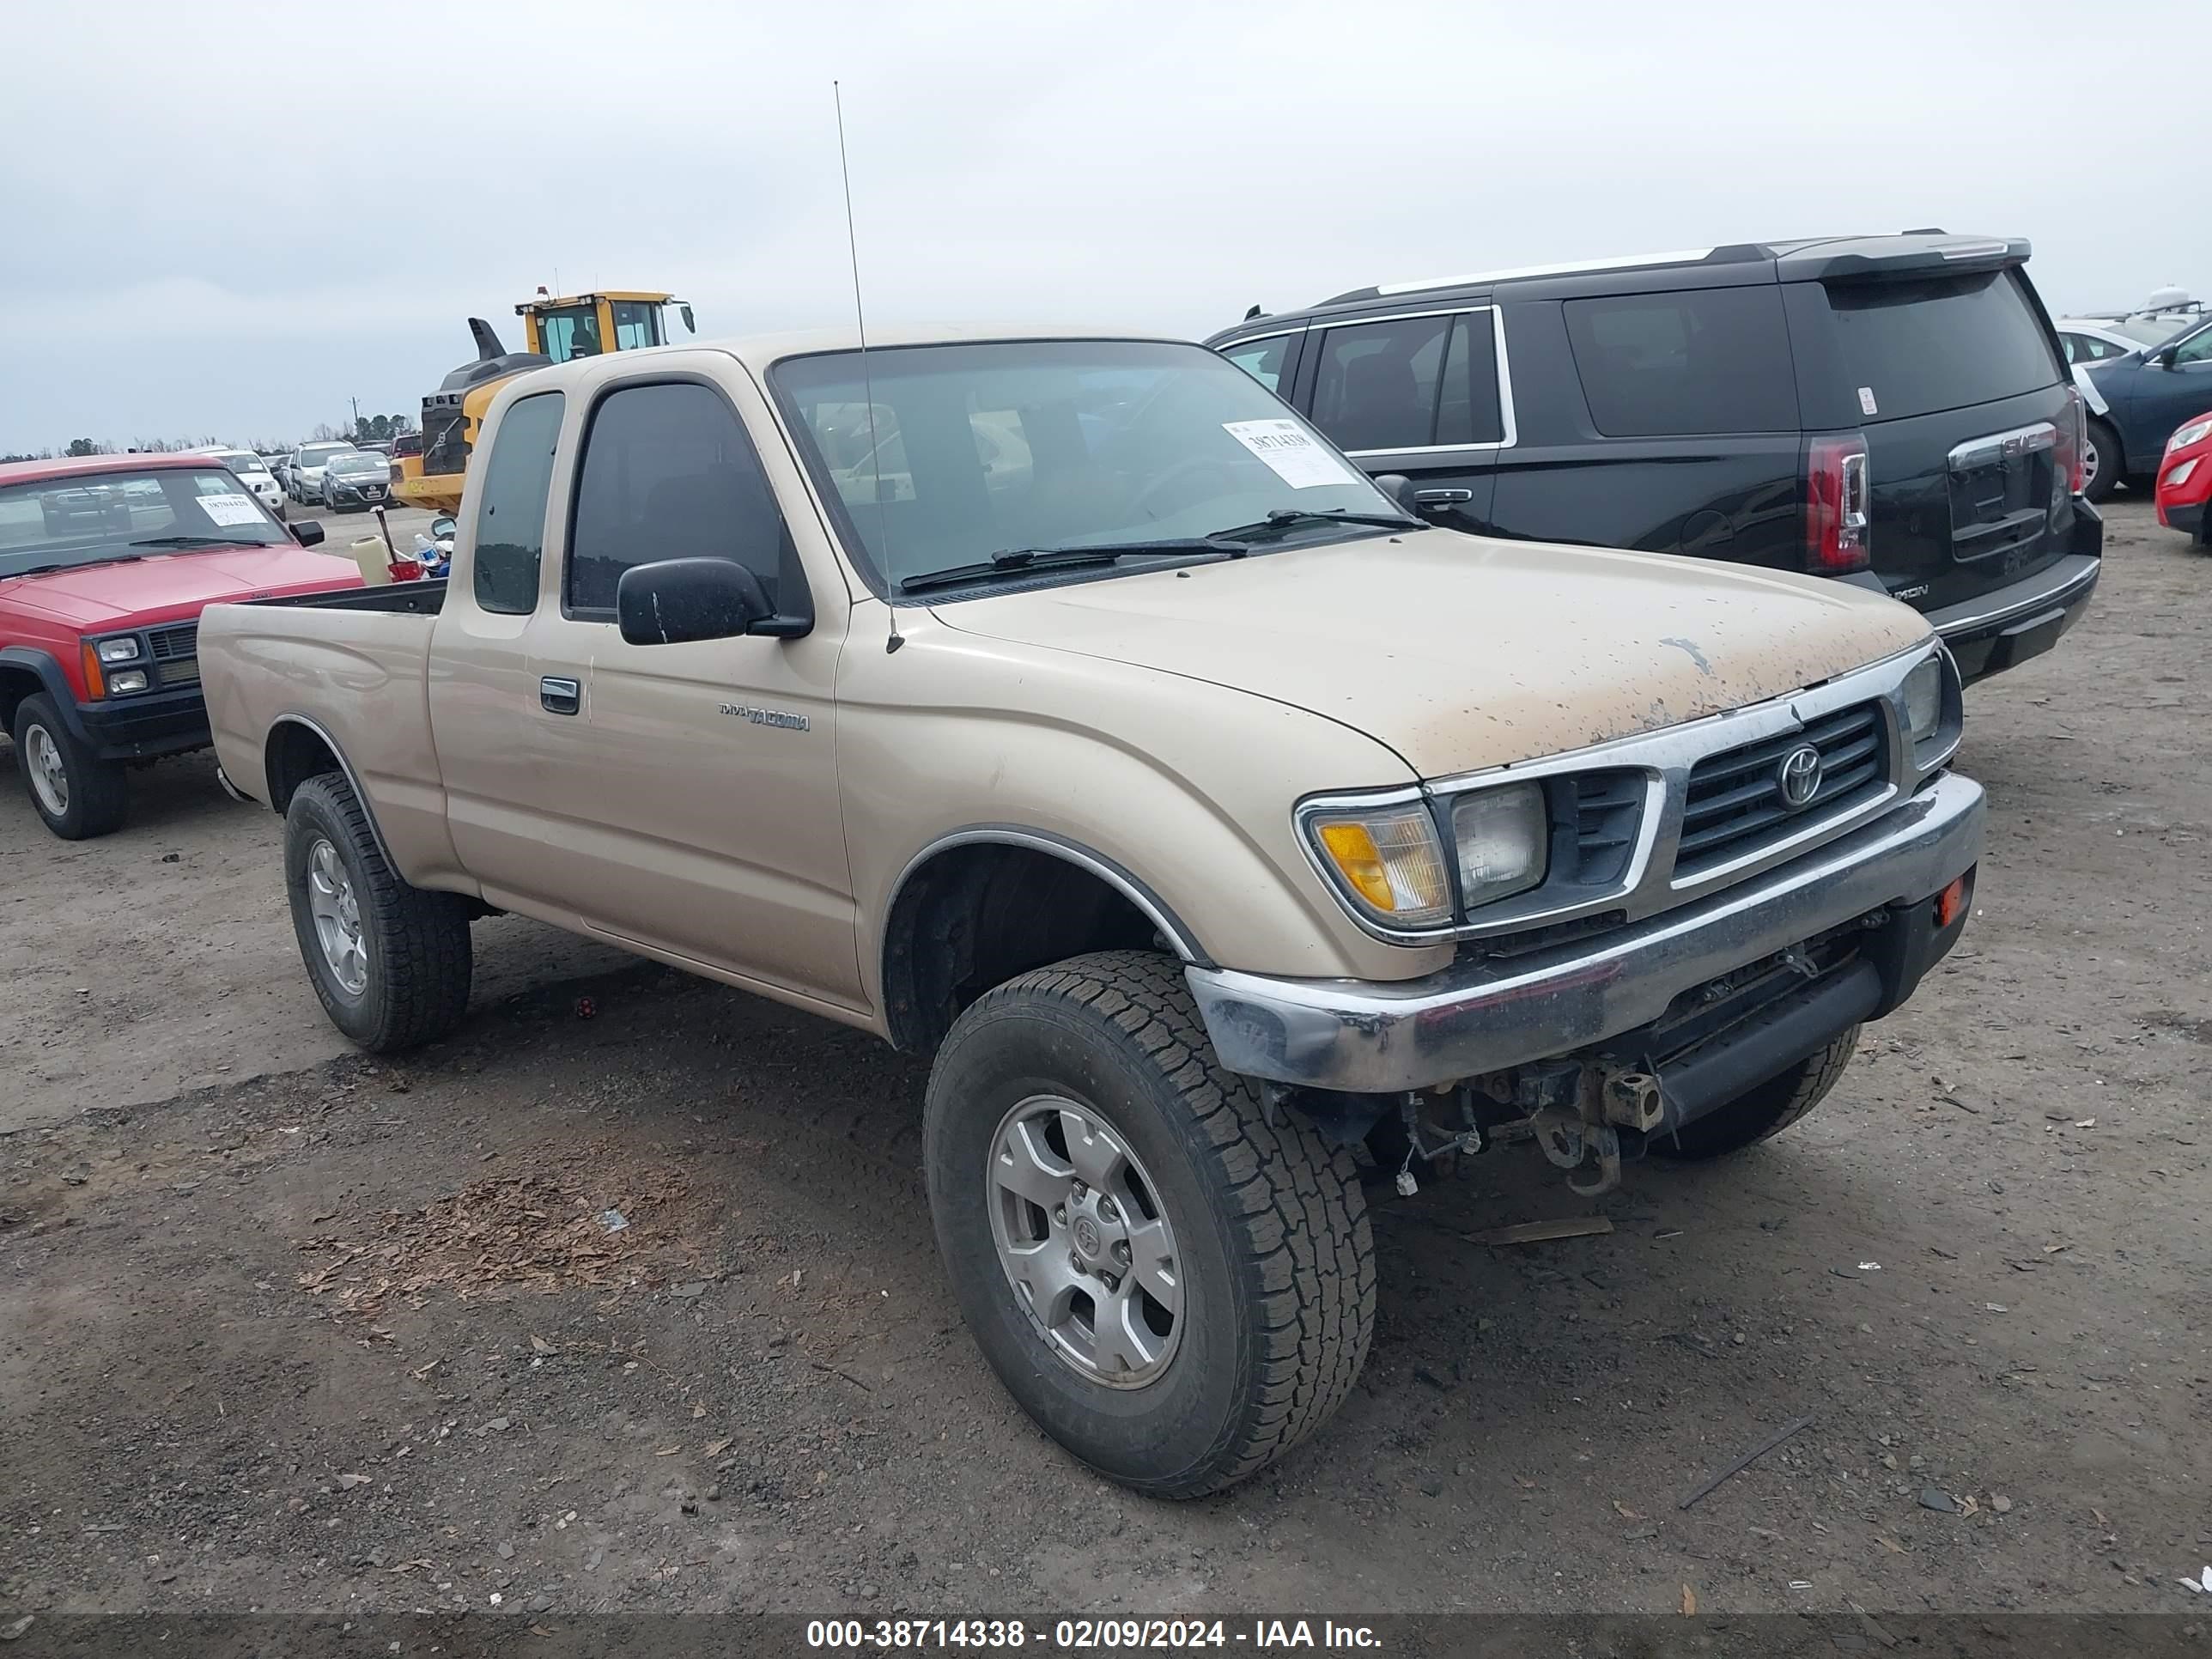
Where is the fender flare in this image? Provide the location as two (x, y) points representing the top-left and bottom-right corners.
(264, 713), (399, 870)
(0, 647), (90, 742)
(881, 824), (1213, 975)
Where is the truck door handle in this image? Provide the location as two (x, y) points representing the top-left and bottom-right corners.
(1413, 488), (1474, 506)
(539, 677), (581, 715)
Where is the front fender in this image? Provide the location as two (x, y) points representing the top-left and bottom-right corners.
(837, 616), (1456, 1016)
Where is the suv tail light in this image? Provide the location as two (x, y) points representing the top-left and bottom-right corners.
(1805, 433), (1871, 574)
(2054, 384), (2087, 497)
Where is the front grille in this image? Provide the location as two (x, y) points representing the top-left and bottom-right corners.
(155, 658), (200, 689)
(1570, 771), (1642, 886)
(1674, 702), (1886, 880)
(147, 623), (198, 661)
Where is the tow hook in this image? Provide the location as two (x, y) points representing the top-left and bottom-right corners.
(1521, 1062), (1663, 1196)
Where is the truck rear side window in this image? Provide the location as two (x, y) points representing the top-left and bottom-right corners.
(1823, 270), (2061, 422)
(1565, 287), (1796, 437)
(472, 392), (564, 615)
(565, 381), (789, 617)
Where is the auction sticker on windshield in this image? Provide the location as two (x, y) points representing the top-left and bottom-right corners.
(1222, 419), (1358, 489)
(198, 493), (261, 526)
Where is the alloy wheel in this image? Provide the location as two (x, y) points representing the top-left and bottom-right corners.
(986, 1094), (1184, 1389)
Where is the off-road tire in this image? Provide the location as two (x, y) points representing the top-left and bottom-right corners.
(283, 772), (471, 1052)
(12, 694), (127, 840)
(924, 949), (1375, 1498)
(2083, 419), (2124, 502)
(1650, 1025), (1861, 1160)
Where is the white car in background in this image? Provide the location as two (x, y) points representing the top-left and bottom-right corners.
(205, 447), (286, 520)
(285, 441), (358, 503)
(2056, 313), (2197, 367)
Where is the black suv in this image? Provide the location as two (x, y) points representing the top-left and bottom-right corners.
(1207, 234), (2102, 684)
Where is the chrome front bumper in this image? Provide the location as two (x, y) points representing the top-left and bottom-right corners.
(1188, 772), (1984, 1094)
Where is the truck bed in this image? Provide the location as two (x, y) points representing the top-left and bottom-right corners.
(198, 588), (456, 879)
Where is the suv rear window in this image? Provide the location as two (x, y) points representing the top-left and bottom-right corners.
(1564, 287), (1797, 436)
(1823, 270), (2060, 422)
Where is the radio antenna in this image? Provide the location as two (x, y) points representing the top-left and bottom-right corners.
(834, 80), (902, 653)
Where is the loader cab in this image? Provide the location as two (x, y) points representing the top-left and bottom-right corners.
(519, 291), (697, 365)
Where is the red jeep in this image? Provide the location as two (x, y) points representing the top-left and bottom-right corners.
(1, 453), (362, 838)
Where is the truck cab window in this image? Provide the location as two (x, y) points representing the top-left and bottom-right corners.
(472, 392), (565, 616)
(565, 381), (790, 617)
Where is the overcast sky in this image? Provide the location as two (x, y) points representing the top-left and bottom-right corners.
(3, 0), (2200, 453)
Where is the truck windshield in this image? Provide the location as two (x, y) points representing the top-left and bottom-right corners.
(769, 339), (1399, 593)
(0, 466), (291, 578)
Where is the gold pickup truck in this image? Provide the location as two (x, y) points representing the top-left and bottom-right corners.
(199, 325), (1983, 1498)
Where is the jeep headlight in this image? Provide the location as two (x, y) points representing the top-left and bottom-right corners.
(96, 636), (142, 664)
(1307, 801), (1454, 929)
(1450, 782), (1548, 908)
(1901, 656), (1943, 743)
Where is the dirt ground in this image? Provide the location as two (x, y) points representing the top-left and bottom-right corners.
(3, 500), (2209, 1630)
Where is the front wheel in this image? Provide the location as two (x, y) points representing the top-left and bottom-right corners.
(2083, 419), (2124, 502)
(283, 772), (472, 1051)
(1650, 1026), (1860, 1160)
(924, 950), (1375, 1498)
(11, 695), (126, 839)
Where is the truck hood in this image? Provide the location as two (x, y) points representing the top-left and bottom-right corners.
(933, 529), (1931, 777)
(0, 544), (362, 629)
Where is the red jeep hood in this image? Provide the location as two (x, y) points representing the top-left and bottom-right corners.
(0, 544), (362, 629)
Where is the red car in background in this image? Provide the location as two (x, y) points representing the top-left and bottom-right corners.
(0, 453), (362, 838)
(2154, 410), (2212, 547)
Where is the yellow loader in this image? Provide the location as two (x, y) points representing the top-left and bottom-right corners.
(393, 290), (696, 514)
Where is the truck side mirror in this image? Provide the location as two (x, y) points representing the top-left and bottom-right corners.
(429, 515), (457, 541)
(617, 557), (772, 645)
(292, 520), (326, 547)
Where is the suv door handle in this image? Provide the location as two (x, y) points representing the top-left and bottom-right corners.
(539, 677), (581, 715)
(1413, 488), (1474, 506)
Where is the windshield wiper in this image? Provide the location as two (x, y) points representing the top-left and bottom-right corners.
(1204, 507), (1419, 544)
(130, 535), (252, 550)
(8, 553), (145, 578)
(896, 538), (1245, 594)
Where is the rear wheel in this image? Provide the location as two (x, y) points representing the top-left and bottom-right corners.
(924, 950), (1374, 1498)
(2083, 419), (2124, 502)
(1650, 1027), (1860, 1160)
(12, 694), (126, 840)
(283, 772), (472, 1051)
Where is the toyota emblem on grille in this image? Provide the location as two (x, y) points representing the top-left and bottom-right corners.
(1777, 744), (1823, 810)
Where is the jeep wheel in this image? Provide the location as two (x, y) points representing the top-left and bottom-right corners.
(283, 772), (472, 1051)
(923, 950), (1374, 1498)
(1650, 1026), (1860, 1160)
(12, 695), (127, 840)
(2082, 419), (2123, 502)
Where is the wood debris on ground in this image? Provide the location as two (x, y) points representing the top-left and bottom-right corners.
(290, 1144), (720, 1314)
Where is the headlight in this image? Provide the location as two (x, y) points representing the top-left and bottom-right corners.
(1307, 801), (1454, 929)
(96, 636), (141, 664)
(1901, 657), (1943, 744)
(106, 669), (149, 695)
(2169, 418), (2212, 453)
(1449, 782), (1548, 907)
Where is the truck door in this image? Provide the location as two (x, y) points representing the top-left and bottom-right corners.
(529, 370), (860, 1008)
